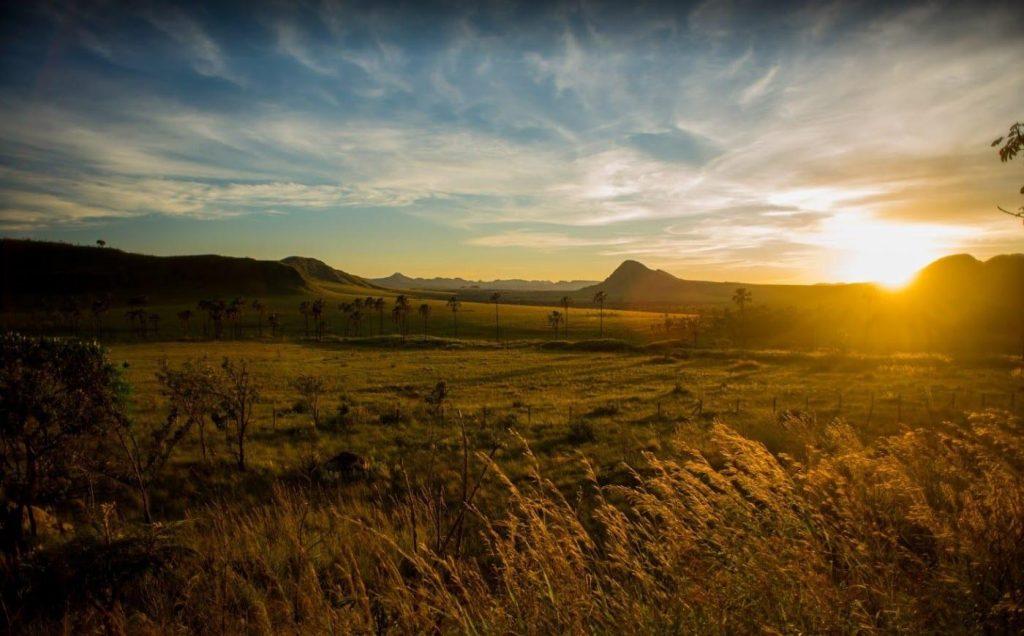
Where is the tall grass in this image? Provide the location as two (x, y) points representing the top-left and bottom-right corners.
(13, 410), (1023, 634)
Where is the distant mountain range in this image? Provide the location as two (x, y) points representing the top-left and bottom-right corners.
(3, 239), (1023, 317)
(576, 260), (874, 306)
(370, 272), (598, 292)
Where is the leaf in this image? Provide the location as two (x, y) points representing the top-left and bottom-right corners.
(992, 136), (1004, 147)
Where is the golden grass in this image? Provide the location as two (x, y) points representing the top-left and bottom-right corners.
(19, 411), (1023, 634)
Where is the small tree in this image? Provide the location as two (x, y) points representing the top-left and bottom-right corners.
(548, 310), (563, 338)
(291, 374), (327, 430)
(0, 334), (127, 554)
(96, 239), (106, 248)
(593, 291), (607, 337)
(732, 288), (752, 346)
(447, 295), (461, 337)
(110, 398), (193, 523)
(267, 312), (280, 338)
(213, 358), (261, 471)
(157, 358), (218, 463)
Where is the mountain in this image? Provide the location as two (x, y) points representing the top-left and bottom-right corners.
(282, 256), (381, 289)
(1, 239), (308, 304)
(370, 272), (598, 292)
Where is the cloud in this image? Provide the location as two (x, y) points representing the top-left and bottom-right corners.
(467, 231), (637, 249)
(142, 6), (242, 84)
(625, 129), (722, 165)
(1, 1), (1022, 282)
(738, 64), (778, 105)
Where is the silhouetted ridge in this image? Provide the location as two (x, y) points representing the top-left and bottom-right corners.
(281, 256), (380, 289)
(1, 239), (307, 303)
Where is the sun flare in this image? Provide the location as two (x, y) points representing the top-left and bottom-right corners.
(816, 214), (969, 288)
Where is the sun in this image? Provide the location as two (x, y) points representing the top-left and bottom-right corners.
(815, 213), (968, 288)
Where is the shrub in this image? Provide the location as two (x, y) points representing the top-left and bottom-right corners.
(567, 419), (597, 444)
(0, 333), (128, 555)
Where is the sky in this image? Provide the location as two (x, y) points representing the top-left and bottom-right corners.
(0, 0), (1022, 285)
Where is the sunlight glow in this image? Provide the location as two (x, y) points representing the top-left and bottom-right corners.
(814, 214), (970, 288)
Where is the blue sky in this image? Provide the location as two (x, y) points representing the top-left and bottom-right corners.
(1, 0), (1022, 283)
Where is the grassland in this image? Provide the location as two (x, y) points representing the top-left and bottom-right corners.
(6, 336), (1024, 633)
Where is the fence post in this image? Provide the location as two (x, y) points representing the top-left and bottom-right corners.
(771, 396), (777, 415)
(527, 405), (532, 425)
(897, 394), (902, 422)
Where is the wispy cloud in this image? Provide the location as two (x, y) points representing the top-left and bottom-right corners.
(0, 0), (1021, 281)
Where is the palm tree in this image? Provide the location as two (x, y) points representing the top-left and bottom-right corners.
(251, 299), (265, 337)
(418, 303), (431, 337)
(351, 298), (365, 335)
(177, 309), (193, 337)
(446, 295), (461, 337)
(125, 308), (146, 338)
(393, 295), (411, 338)
(490, 292), (503, 342)
(208, 299), (226, 339)
(350, 309), (363, 337)
(90, 294), (110, 338)
(197, 299), (211, 337)
(127, 296), (148, 338)
(593, 291), (607, 337)
(559, 296), (571, 338)
(226, 298), (244, 339)
(299, 301), (311, 338)
(686, 314), (704, 347)
(548, 310), (563, 338)
(374, 297), (386, 335)
(339, 302), (353, 336)
(311, 298), (326, 340)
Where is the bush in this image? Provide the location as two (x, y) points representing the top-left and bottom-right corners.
(567, 419), (597, 444)
(0, 333), (127, 554)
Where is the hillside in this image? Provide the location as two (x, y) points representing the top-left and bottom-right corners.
(0, 239), (308, 304)
(370, 272), (597, 292)
(282, 256), (381, 289)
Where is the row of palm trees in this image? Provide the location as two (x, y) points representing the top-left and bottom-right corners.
(48, 288), (622, 342)
(287, 290), (614, 343)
